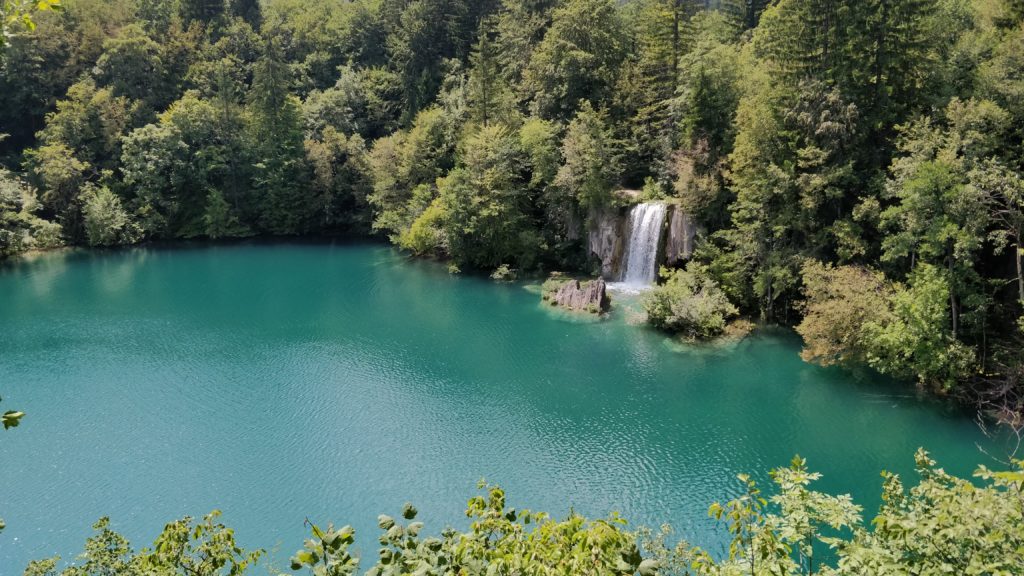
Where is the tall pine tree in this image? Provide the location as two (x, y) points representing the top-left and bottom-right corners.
(248, 38), (312, 234)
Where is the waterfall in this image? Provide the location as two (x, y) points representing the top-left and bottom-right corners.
(615, 203), (667, 288)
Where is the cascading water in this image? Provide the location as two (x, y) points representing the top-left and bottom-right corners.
(612, 203), (667, 291)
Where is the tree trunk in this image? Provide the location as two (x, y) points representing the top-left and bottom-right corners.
(1016, 243), (1023, 304)
(948, 255), (959, 338)
(672, 1), (680, 77)
(950, 291), (959, 338)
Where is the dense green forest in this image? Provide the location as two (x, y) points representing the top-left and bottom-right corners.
(1, 0), (1022, 405)
(2, 2), (1024, 574)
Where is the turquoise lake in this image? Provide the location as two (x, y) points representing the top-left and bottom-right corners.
(0, 242), (1005, 570)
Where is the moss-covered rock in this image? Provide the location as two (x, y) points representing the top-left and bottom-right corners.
(542, 273), (609, 314)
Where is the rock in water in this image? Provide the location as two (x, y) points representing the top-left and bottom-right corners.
(551, 277), (610, 314)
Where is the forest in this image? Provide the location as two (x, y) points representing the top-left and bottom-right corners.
(1, 1), (1023, 418)
(2, 2), (1024, 574)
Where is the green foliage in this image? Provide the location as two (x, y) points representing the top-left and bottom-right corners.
(644, 264), (739, 340)
(93, 24), (168, 109)
(35, 77), (140, 170)
(348, 485), (647, 576)
(289, 521), (358, 576)
(304, 126), (372, 232)
(796, 261), (894, 367)
(81, 185), (136, 247)
(246, 39), (314, 235)
(367, 106), (456, 240)
(671, 19), (745, 201)
(554, 103), (620, 212)
(3, 0), (1024, 396)
(723, 74), (861, 319)
(831, 449), (1024, 575)
(303, 66), (401, 141)
(972, 159), (1024, 304)
(880, 99), (1006, 341)
(119, 121), (189, 238)
(694, 456), (861, 576)
(202, 189), (248, 240)
(1, 402), (24, 431)
(437, 125), (539, 270)
(767, 457), (862, 575)
(398, 197), (447, 256)
(522, 0), (627, 121)
(864, 264), (977, 389)
(25, 512), (261, 576)
(467, 18), (516, 128)
(519, 117), (560, 191)
(0, 0), (62, 52)
(24, 143), (89, 240)
(881, 101), (1002, 270)
(179, 0), (226, 27)
(141, 511), (262, 575)
(24, 454), (1024, 576)
(0, 169), (62, 258)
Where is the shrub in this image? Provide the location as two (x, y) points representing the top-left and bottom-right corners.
(490, 264), (516, 281)
(29, 453), (1024, 576)
(398, 197), (447, 256)
(81, 185), (138, 247)
(541, 272), (568, 301)
(796, 261), (894, 367)
(863, 264), (976, 389)
(644, 265), (738, 340)
(0, 170), (62, 258)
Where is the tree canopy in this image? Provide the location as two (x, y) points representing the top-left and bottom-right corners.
(0, 0), (1022, 406)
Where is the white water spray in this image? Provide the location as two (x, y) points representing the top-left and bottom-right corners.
(612, 203), (667, 291)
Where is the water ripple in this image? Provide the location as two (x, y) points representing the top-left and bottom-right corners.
(0, 243), (1000, 570)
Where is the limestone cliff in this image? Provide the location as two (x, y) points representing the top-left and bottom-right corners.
(665, 206), (699, 267)
(587, 204), (700, 280)
(543, 276), (610, 314)
(587, 209), (625, 279)
(555, 278), (609, 313)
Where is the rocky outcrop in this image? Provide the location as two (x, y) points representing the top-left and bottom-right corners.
(588, 209), (625, 279)
(587, 204), (701, 279)
(544, 276), (610, 314)
(665, 206), (699, 267)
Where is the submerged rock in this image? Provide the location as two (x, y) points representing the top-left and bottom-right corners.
(543, 275), (610, 314)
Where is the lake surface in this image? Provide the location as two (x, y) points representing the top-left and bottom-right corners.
(0, 242), (1004, 570)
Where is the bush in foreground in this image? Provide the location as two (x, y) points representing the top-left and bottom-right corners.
(24, 451), (1024, 576)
